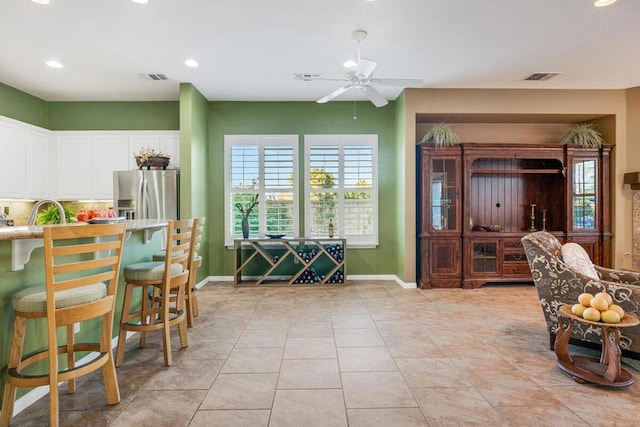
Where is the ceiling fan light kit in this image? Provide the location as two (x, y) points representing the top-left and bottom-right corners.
(299, 29), (422, 108)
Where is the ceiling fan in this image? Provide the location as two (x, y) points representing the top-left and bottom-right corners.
(299, 30), (423, 108)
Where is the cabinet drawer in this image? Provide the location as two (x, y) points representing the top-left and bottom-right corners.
(503, 253), (526, 263)
(503, 239), (524, 250)
(502, 264), (531, 275)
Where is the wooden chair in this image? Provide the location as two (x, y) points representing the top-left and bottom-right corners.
(0, 223), (126, 427)
(115, 219), (192, 367)
(151, 217), (204, 327)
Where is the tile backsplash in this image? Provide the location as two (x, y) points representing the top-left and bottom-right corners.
(0, 200), (113, 226)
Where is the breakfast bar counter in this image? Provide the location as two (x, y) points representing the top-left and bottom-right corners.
(0, 219), (169, 241)
(0, 219), (169, 271)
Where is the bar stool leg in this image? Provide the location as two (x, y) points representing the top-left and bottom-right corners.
(66, 325), (76, 394)
(140, 285), (151, 348)
(178, 291), (188, 348)
(0, 316), (26, 426)
(185, 287), (195, 328)
(101, 311), (120, 405)
(116, 283), (134, 367)
(161, 300), (172, 366)
(47, 319), (60, 427)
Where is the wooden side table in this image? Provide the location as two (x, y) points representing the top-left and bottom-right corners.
(555, 305), (639, 387)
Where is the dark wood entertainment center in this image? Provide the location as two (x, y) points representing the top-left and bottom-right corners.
(418, 143), (611, 289)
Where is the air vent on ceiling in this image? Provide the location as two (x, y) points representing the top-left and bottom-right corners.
(294, 73), (321, 81)
(523, 72), (561, 81)
(139, 73), (168, 81)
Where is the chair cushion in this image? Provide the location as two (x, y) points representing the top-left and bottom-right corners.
(152, 249), (185, 262)
(561, 243), (599, 280)
(13, 282), (107, 313)
(124, 261), (184, 281)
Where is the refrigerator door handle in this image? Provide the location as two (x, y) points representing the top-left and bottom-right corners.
(141, 178), (149, 220)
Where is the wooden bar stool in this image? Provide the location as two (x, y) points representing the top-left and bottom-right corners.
(186, 217), (205, 326)
(0, 223), (127, 427)
(115, 219), (192, 367)
(152, 217), (204, 327)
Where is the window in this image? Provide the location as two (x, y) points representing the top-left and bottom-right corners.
(304, 135), (378, 247)
(224, 135), (298, 245)
(573, 159), (597, 229)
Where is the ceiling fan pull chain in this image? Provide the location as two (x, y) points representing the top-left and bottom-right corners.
(353, 101), (357, 120)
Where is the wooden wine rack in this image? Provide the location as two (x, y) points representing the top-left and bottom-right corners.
(233, 238), (346, 286)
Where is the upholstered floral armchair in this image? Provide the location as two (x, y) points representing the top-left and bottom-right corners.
(522, 231), (640, 357)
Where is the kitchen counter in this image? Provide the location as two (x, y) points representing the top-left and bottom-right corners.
(0, 219), (169, 241)
(1, 219), (169, 271)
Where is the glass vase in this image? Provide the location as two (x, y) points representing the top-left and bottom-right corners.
(241, 217), (249, 238)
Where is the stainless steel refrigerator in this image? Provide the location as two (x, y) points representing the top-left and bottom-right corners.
(113, 170), (179, 220)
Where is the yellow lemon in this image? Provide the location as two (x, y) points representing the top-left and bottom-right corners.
(578, 293), (594, 306)
(590, 297), (609, 311)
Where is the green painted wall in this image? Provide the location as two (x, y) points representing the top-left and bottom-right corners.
(179, 83), (210, 284)
(0, 82), (48, 128)
(208, 101), (400, 276)
(48, 101), (179, 130)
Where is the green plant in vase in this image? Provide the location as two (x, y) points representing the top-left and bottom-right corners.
(420, 123), (460, 147)
(235, 194), (259, 238)
(560, 123), (604, 148)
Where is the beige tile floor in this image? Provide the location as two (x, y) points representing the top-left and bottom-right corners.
(9, 281), (640, 426)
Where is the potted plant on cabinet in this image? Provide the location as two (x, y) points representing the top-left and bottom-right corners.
(560, 123), (605, 148)
(420, 123), (460, 147)
(134, 147), (171, 169)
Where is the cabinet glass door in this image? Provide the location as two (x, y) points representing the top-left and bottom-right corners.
(573, 159), (597, 230)
(472, 241), (498, 274)
(431, 159), (458, 230)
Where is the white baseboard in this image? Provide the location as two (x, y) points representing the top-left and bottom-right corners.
(203, 275), (417, 289)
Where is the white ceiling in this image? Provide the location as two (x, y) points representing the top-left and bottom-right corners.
(2, 0), (639, 103)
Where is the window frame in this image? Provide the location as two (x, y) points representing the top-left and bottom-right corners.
(224, 135), (299, 246)
(304, 134), (378, 248)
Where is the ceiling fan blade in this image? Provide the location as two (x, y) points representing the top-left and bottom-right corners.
(369, 78), (423, 87)
(360, 85), (388, 107)
(294, 74), (349, 82)
(317, 85), (353, 104)
(356, 58), (378, 79)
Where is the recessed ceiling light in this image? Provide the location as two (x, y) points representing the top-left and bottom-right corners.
(32, 0), (50, 4)
(184, 59), (199, 68)
(131, 0), (149, 4)
(45, 60), (63, 69)
(594, 0), (617, 7)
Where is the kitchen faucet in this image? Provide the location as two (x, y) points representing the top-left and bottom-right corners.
(27, 200), (67, 225)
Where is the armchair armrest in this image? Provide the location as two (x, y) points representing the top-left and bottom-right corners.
(595, 266), (640, 286)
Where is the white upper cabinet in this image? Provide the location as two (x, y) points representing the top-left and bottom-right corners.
(54, 134), (93, 200)
(160, 134), (180, 169)
(129, 132), (180, 170)
(0, 120), (27, 198)
(92, 134), (130, 200)
(25, 128), (50, 199)
(0, 115), (180, 201)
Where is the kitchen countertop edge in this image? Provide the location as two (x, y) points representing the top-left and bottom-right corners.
(0, 219), (169, 241)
